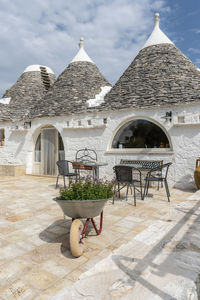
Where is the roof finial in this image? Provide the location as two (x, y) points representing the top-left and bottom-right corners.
(154, 13), (160, 26)
(71, 37), (94, 63)
(79, 37), (84, 49)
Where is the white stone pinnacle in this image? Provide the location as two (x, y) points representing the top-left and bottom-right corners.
(142, 12), (174, 49)
(71, 38), (94, 64)
(79, 37), (84, 48)
(154, 12), (160, 25)
(23, 65), (54, 74)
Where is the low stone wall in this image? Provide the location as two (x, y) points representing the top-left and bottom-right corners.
(0, 164), (25, 176)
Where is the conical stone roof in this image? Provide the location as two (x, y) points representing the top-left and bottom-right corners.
(0, 102), (11, 121)
(2, 65), (56, 121)
(31, 38), (111, 118)
(102, 14), (200, 111)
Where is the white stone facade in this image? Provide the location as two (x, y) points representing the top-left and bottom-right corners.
(1, 101), (200, 190)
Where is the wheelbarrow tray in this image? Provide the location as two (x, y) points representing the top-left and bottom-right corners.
(53, 198), (108, 219)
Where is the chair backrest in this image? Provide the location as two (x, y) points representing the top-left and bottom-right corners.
(148, 162), (172, 179)
(161, 162), (172, 179)
(120, 159), (163, 170)
(113, 165), (133, 183)
(56, 160), (70, 176)
(75, 148), (97, 162)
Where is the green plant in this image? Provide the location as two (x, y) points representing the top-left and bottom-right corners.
(57, 177), (114, 200)
(2, 89), (9, 97)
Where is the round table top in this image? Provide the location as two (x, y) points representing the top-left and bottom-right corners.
(84, 162), (108, 167)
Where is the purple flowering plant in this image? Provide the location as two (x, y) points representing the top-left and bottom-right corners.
(58, 176), (114, 201)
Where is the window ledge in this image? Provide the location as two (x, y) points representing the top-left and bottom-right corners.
(11, 129), (28, 132)
(106, 148), (174, 155)
(173, 122), (200, 126)
(63, 125), (106, 130)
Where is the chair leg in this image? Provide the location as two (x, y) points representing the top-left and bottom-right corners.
(55, 175), (59, 189)
(143, 180), (147, 200)
(133, 184), (136, 206)
(118, 183), (120, 198)
(69, 177), (72, 187)
(143, 180), (149, 199)
(157, 180), (163, 190)
(126, 184), (129, 201)
(113, 183), (117, 204)
(164, 180), (170, 202)
(129, 186), (133, 195)
(146, 181), (150, 195)
(63, 176), (66, 188)
(139, 180), (143, 200)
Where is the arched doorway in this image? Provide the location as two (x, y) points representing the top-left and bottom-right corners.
(112, 119), (171, 149)
(34, 126), (64, 175)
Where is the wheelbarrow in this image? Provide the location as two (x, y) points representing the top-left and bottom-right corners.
(53, 198), (108, 257)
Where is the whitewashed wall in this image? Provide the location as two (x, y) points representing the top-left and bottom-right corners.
(0, 102), (200, 190)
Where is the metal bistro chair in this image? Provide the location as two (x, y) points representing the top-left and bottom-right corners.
(75, 148), (97, 163)
(75, 148), (97, 178)
(143, 162), (172, 202)
(55, 160), (79, 188)
(113, 165), (142, 206)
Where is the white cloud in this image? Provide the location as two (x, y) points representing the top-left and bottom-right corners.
(0, 0), (171, 96)
(195, 59), (200, 67)
(188, 48), (200, 54)
(191, 29), (200, 34)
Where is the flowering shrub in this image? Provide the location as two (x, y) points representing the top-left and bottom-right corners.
(58, 177), (114, 200)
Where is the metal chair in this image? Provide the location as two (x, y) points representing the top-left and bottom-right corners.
(75, 148), (97, 178)
(113, 165), (142, 206)
(55, 160), (79, 188)
(143, 162), (172, 202)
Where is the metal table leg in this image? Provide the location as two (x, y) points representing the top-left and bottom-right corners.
(93, 166), (99, 180)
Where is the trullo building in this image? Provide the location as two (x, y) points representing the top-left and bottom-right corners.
(0, 13), (200, 190)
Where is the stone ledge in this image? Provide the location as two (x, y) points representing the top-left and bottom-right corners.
(0, 164), (25, 176)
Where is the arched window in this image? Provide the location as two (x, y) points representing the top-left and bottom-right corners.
(112, 119), (170, 149)
(35, 133), (41, 162)
(58, 132), (65, 160)
(0, 129), (5, 146)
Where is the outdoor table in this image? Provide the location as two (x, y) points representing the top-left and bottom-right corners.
(83, 162), (108, 180)
(118, 163), (162, 190)
(119, 163), (151, 170)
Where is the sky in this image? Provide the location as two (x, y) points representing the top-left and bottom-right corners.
(0, 0), (200, 97)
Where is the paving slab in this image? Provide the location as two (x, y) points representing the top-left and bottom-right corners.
(0, 175), (198, 299)
(51, 192), (200, 300)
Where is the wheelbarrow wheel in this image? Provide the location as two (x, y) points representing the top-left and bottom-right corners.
(70, 219), (84, 257)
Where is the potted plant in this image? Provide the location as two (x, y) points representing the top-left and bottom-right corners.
(54, 176), (114, 257)
(72, 161), (85, 169)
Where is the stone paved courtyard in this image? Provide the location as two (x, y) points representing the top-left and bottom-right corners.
(0, 175), (199, 299)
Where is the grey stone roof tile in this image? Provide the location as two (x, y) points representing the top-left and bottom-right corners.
(0, 70), (56, 121)
(30, 61), (111, 118)
(102, 44), (200, 110)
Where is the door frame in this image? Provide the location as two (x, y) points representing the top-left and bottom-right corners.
(33, 125), (64, 176)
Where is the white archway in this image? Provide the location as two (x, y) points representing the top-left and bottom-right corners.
(28, 124), (65, 175)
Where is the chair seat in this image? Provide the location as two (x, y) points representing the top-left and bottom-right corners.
(118, 179), (141, 184)
(68, 172), (78, 177)
(145, 176), (165, 182)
